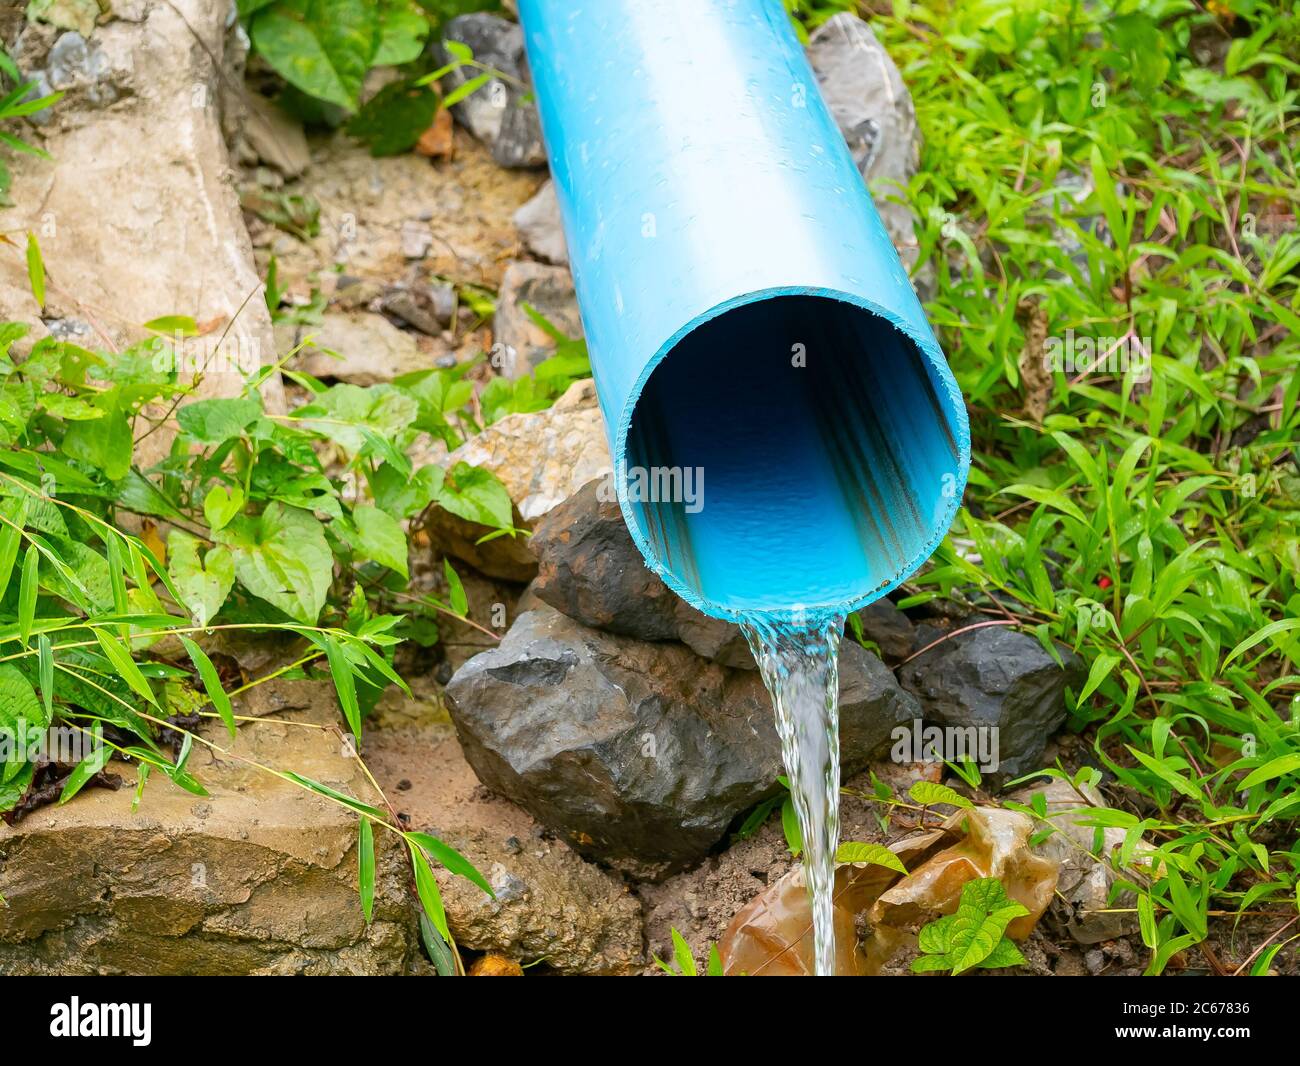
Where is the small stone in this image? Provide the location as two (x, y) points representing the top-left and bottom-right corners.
(1084, 948), (1107, 975)
(379, 280), (456, 336)
(242, 93), (311, 178)
(400, 220), (434, 260)
(427, 379), (611, 580)
(287, 310), (431, 385)
(514, 178), (567, 265)
(492, 260), (582, 379)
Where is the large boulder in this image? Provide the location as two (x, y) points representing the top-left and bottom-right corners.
(444, 605), (921, 877)
(0, 2), (284, 466)
(897, 626), (1085, 778)
(0, 694), (418, 975)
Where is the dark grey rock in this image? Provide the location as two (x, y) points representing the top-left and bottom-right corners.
(530, 479), (754, 667)
(897, 626), (1084, 778)
(445, 605), (921, 876)
(437, 14), (546, 168)
(852, 598), (915, 663)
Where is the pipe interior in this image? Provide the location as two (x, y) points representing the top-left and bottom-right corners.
(625, 295), (961, 616)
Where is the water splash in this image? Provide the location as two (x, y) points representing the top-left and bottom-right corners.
(741, 611), (845, 976)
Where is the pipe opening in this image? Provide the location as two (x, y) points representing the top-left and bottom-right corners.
(624, 294), (963, 617)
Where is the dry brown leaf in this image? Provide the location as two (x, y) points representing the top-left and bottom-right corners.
(416, 108), (455, 161)
(718, 831), (946, 976)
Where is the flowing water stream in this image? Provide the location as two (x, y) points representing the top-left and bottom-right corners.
(740, 612), (846, 977)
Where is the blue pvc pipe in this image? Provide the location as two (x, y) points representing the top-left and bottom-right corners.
(517, 0), (969, 621)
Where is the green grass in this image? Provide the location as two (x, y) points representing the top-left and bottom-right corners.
(817, 0), (1300, 972)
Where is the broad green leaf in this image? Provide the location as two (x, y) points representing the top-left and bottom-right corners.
(1239, 753), (1300, 791)
(167, 530), (235, 628)
(945, 878), (1029, 974)
(178, 397), (262, 444)
(250, 0), (380, 111)
(908, 780), (974, 809)
(25, 232), (44, 308)
(0, 495), (29, 598)
(409, 841), (450, 941)
(443, 557), (467, 616)
(59, 742), (109, 804)
(834, 841), (908, 874)
(94, 630), (159, 708)
(323, 634), (361, 740)
(283, 770), (386, 819)
(215, 502), (331, 624)
(0, 663), (47, 784)
(37, 633), (53, 719)
(352, 504), (408, 577)
(435, 461), (513, 529)
(671, 927), (697, 976)
(18, 547), (37, 644)
(406, 830), (492, 896)
(203, 483), (245, 532)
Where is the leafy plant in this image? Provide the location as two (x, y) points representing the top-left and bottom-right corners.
(0, 48), (61, 204)
(911, 877), (1028, 974)
(873, 0), (1300, 975)
(0, 295), (527, 961)
(652, 927), (724, 976)
(239, 0), (432, 112)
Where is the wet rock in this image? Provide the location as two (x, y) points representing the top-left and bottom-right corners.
(288, 310), (432, 384)
(851, 598), (915, 663)
(514, 178), (567, 265)
(427, 378), (610, 580)
(0, 696), (418, 975)
(492, 260), (583, 379)
(435, 828), (642, 974)
(897, 626), (1084, 778)
(807, 14), (921, 266)
(241, 93), (311, 178)
(437, 14), (546, 168)
(530, 479), (754, 667)
(444, 604), (921, 876)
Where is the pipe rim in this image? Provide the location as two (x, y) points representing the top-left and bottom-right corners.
(612, 284), (972, 623)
